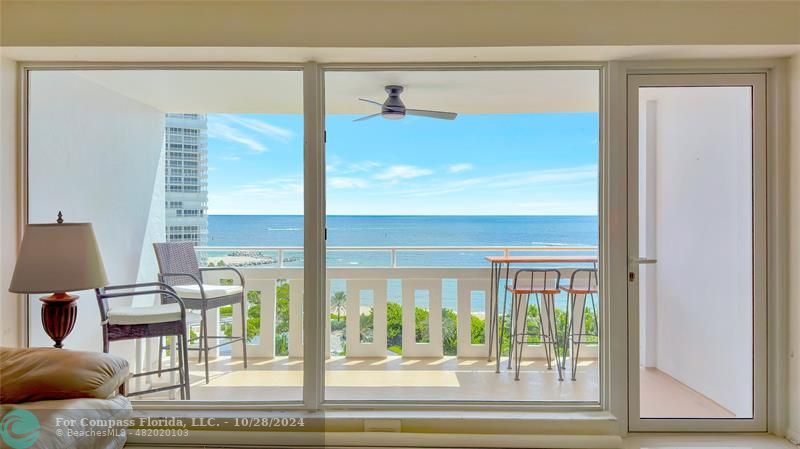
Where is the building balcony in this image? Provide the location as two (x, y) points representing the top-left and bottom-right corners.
(136, 245), (603, 403)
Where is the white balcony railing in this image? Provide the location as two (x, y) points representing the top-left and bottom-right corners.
(194, 246), (599, 360)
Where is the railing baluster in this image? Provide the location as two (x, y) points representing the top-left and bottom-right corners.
(457, 279), (490, 358)
(402, 279), (443, 358)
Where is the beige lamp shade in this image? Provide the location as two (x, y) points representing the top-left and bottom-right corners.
(9, 223), (108, 294)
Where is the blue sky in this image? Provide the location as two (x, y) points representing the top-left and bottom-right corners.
(206, 112), (598, 215)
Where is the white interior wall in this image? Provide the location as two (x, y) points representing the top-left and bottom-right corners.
(638, 100), (658, 368)
(26, 71), (165, 355)
(0, 57), (20, 348)
(787, 52), (800, 444)
(639, 87), (753, 417)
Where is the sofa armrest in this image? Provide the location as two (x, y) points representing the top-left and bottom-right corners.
(0, 347), (130, 404)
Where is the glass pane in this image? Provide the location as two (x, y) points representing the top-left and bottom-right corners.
(637, 86), (753, 418)
(324, 69), (600, 402)
(27, 69), (304, 402)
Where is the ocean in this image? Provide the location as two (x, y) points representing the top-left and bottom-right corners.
(208, 215), (598, 248)
(206, 215), (598, 312)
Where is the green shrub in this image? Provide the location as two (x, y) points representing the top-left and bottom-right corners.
(359, 308), (374, 343)
(415, 307), (430, 343)
(275, 281), (290, 355)
(442, 308), (458, 355)
(470, 314), (485, 345)
(386, 302), (403, 351)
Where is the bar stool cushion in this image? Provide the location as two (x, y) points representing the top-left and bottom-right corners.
(506, 284), (561, 295)
(107, 303), (182, 326)
(173, 284), (243, 299)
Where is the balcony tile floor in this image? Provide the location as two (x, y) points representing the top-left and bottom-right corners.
(142, 355), (600, 402)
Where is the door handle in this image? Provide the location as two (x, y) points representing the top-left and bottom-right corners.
(629, 258), (657, 282)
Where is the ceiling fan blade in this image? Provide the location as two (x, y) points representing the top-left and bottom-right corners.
(406, 109), (458, 120)
(353, 113), (382, 122)
(359, 98), (404, 112)
(358, 98), (384, 107)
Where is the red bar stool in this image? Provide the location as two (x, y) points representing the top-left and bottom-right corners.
(505, 269), (563, 381)
(560, 268), (599, 381)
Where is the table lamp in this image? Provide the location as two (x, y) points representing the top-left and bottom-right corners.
(9, 213), (108, 348)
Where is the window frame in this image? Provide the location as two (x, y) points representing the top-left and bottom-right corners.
(317, 63), (608, 410)
(16, 60), (788, 438)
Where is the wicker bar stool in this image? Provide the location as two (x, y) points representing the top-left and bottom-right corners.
(560, 268), (599, 381)
(153, 242), (248, 384)
(95, 282), (191, 399)
(505, 269), (564, 381)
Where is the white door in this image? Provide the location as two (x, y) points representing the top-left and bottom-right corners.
(627, 74), (767, 431)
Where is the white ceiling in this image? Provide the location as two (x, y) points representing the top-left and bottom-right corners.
(76, 70), (304, 114)
(75, 69), (599, 114)
(326, 70), (598, 114)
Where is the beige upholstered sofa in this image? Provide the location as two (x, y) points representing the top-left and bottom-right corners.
(0, 347), (131, 449)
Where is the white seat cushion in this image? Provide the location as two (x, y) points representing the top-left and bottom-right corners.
(173, 284), (243, 299)
(186, 310), (202, 325)
(107, 303), (182, 326)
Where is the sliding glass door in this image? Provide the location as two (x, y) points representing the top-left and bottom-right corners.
(26, 68), (305, 402)
(322, 68), (602, 403)
(627, 74), (767, 431)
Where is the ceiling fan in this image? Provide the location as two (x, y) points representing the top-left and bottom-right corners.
(354, 85), (458, 122)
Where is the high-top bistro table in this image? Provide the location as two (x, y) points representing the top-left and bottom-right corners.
(485, 254), (598, 374)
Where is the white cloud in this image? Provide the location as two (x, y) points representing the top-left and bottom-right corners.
(233, 175), (303, 195)
(401, 165), (598, 197)
(447, 163), (474, 173)
(329, 177), (368, 189)
(347, 161), (382, 173)
(219, 115), (294, 143)
(207, 122), (268, 153)
(327, 157), (382, 175)
(374, 165), (434, 181)
(489, 165), (597, 189)
(208, 175), (304, 215)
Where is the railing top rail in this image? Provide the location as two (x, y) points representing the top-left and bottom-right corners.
(195, 245), (598, 252)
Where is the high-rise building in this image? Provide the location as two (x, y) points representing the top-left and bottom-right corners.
(164, 113), (208, 246)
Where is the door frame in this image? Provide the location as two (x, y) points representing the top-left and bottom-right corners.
(317, 62), (611, 411)
(626, 72), (768, 432)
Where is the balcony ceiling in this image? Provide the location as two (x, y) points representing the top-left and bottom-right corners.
(75, 69), (598, 115)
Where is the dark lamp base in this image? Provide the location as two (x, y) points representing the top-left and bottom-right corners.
(40, 293), (79, 348)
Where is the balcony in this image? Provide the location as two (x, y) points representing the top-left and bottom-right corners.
(140, 245), (602, 403)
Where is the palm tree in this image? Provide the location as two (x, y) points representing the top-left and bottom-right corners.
(331, 291), (347, 322)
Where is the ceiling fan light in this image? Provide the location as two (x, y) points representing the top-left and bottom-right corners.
(382, 111), (405, 120)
